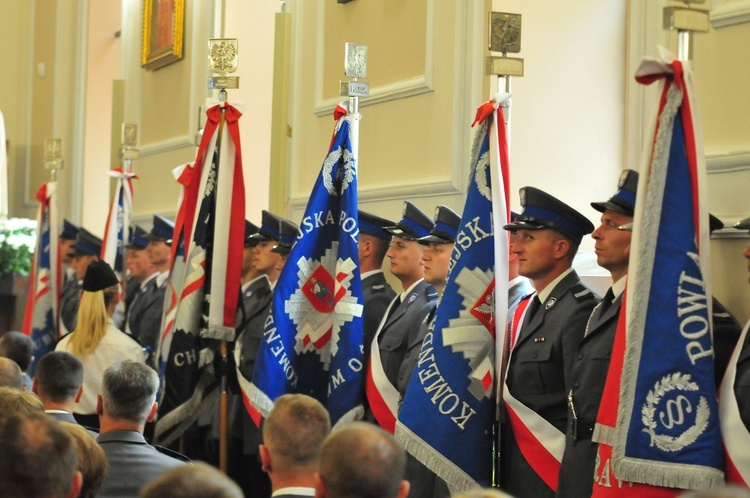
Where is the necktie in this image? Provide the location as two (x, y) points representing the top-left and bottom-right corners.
(598, 288), (615, 317)
(523, 295), (541, 328)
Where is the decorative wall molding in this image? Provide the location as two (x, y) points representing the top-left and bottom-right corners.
(312, 0), (436, 117)
(710, 0), (750, 28)
(706, 146), (750, 173)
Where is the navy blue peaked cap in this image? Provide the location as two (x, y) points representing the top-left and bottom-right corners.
(271, 219), (299, 254)
(591, 169), (639, 217)
(358, 211), (394, 241)
(419, 206), (461, 244)
(244, 220), (260, 248)
(72, 228), (102, 257)
(250, 211), (283, 242)
(735, 215), (750, 232)
(61, 219), (79, 240)
(126, 225), (149, 250)
(504, 187), (595, 245)
(384, 201), (434, 241)
(146, 215), (175, 246)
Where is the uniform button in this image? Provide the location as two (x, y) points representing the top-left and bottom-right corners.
(578, 353), (584, 360)
(574, 382), (580, 388)
(532, 352), (538, 359)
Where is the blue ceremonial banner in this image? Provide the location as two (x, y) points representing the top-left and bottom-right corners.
(23, 182), (59, 375)
(101, 168), (134, 275)
(592, 52), (723, 494)
(249, 114), (365, 424)
(395, 96), (511, 491)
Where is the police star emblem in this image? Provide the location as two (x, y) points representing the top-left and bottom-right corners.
(441, 267), (496, 401)
(286, 243), (363, 370)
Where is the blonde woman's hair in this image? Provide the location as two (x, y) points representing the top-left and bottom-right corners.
(68, 284), (118, 357)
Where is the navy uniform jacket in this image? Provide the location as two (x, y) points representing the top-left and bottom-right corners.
(501, 270), (599, 498)
(712, 297), (742, 388)
(233, 276), (273, 455)
(362, 271), (396, 358)
(397, 303), (437, 396)
(557, 290), (621, 498)
(735, 324), (750, 432)
(377, 280), (438, 389)
(97, 430), (186, 497)
(59, 277), (80, 333)
(126, 277), (166, 365)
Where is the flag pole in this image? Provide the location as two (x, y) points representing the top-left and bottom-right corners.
(663, 3), (710, 62)
(339, 42), (369, 158)
(207, 37), (241, 475)
(485, 11), (524, 488)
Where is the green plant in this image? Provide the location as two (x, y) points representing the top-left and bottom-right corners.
(0, 218), (36, 275)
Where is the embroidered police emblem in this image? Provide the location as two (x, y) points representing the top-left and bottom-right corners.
(322, 146), (356, 196)
(286, 242), (363, 369)
(442, 267), (495, 401)
(545, 297), (556, 310)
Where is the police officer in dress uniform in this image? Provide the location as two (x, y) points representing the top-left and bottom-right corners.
(399, 205), (460, 498)
(114, 225), (149, 331)
(230, 211), (296, 498)
(375, 201), (438, 393)
(557, 170), (638, 497)
(501, 187), (599, 498)
(126, 216), (171, 367)
(358, 211), (397, 360)
(733, 215), (750, 431)
(58, 220), (79, 336)
(508, 211), (535, 318)
(60, 228), (102, 333)
(708, 214), (743, 388)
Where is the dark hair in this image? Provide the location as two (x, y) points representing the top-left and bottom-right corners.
(0, 331), (33, 371)
(36, 351), (84, 402)
(0, 413), (79, 498)
(141, 462), (243, 498)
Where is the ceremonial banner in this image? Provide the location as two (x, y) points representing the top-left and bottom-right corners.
(248, 111), (365, 425)
(395, 94), (511, 491)
(100, 168), (135, 274)
(155, 104), (245, 445)
(592, 50), (723, 494)
(22, 182), (59, 375)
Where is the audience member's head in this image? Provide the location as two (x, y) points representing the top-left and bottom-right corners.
(0, 331), (34, 373)
(0, 357), (23, 389)
(98, 360), (159, 431)
(59, 421), (107, 498)
(140, 462), (243, 498)
(261, 394), (331, 489)
(455, 489), (515, 498)
(0, 413), (82, 498)
(316, 422), (409, 498)
(34, 351), (85, 410)
(0, 385), (43, 419)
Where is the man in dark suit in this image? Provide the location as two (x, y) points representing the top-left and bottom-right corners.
(557, 170), (638, 497)
(33, 350), (98, 438)
(358, 210), (397, 359)
(260, 394), (331, 497)
(501, 186), (599, 498)
(96, 360), (186, 497)
(60, 228), (102, 333)
(366, 201), (438, 429)
(126, 216), (170, 366)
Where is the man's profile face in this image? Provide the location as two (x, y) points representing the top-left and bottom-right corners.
(386, 236), (424, 283)
(252, 240), (282, 276)
(422, 242), (453, 287)
(591, 210), (632, 275)
(510, 229), (559, 281)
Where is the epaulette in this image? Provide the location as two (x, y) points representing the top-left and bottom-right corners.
(571, 283), (593, 300)
(153, 444), (192, 463)
(426, 289), (439, 300)
(371, 284), (387, 293)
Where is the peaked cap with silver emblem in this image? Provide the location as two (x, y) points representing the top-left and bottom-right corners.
(419, 205), (461, 244)
(384, 201), (434, 241)
(591, 169), (639, 217)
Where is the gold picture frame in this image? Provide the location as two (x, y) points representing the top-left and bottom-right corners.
(141, 0), (185, 70)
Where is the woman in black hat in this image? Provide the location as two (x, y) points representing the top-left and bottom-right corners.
(56, 260), (144, 429)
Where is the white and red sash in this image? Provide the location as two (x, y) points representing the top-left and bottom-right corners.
(720, 321), (750, 487)
(365, 296), (401, 433)
(503, 293), (565, 492)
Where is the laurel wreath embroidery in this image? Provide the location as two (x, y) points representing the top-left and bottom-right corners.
(641, 372), (710, 452)
(322, 147), (343, 195)
(474, 151), (492, 201)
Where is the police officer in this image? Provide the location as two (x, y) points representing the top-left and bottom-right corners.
(501, 187), (599, 498)
(358, 210), (397, 359)
(557, 170), (637, 497)
(60, 228), (103, 333)
(733, 215), (750, 431)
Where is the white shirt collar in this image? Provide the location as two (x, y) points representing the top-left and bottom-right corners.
(400, 278), (424, 301)
(612, 275), (627, 299)
(271, 487), (316, 497)
(361, 269), (383, 280)
(537, 267), (574, 304)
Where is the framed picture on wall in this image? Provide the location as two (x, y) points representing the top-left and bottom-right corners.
(141, 0), (185, 70)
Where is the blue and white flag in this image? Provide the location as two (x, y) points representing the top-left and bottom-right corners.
(592, 49), (723, 495)
(22, 182), (59, 375)
(101, 168), (134, 275)
(249, 111), (365, 425)
(395, 95), (511, 491)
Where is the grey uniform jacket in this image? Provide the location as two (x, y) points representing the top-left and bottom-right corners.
(735, 324), (750, 432)
(377, 280), (438, 389)
(126, 277), (166, 364)
(397, 302), (437, 396)
(557, 290), (621, 498)
(59, 277), (80, 333)
(501, 270), (599, 498)
(45, 411), (99, 439)
(97, 430), (186, 497)
(362, 271), (397, 359)
(233, 276), (273, 455)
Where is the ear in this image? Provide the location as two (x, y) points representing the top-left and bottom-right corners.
(75, 386), (84, 403)
(146, 401), (159, 422)
(552, 237), (570, 260)
(96, 395), (104, 416)
(314, 473), (326, 498)
(66, 471), (83, 498)
(397, 480), (411, 498)
(259, 444), (271, 473)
